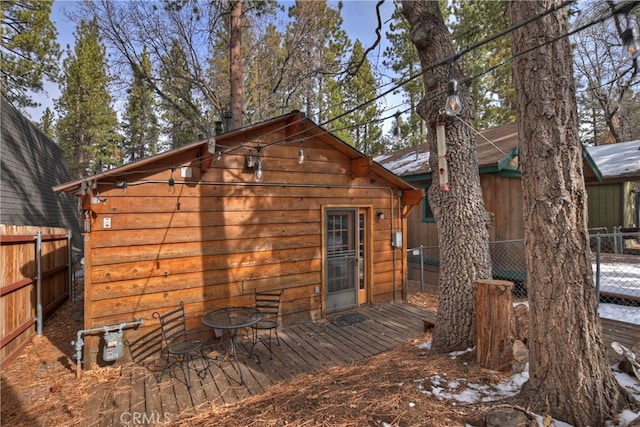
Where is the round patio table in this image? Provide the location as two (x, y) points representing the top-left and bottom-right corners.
(202, 306), (263, 384)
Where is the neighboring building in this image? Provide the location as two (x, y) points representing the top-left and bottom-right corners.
(1, 96), (81, 366)
(375, 123), (639, 288)
(53, 111), (423, 367)
(583, 140), (640, 232)
(1, 96), (80, 239)
(375, 122), (522, 249)
(376, 123), (640, 247)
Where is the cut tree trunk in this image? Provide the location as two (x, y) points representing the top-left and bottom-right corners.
(475, 279), (515, 371)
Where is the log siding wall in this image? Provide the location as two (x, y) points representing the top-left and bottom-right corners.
(81, 130), (409, 367)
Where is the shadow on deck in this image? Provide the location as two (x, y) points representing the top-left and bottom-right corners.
(82, 302), (433, 426)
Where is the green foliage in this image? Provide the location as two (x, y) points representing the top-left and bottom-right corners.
(1, 0), (61, 108)
(383, 7), (426, 150)
(38, 107), (55, 139)
(123, 48), (160, 161)
(448, 0), (515, 128)
(55, 18), (121, 178)
(337, 40), (383, 155)
(160, 40), (203, 148)
(284, 0), (351, 123)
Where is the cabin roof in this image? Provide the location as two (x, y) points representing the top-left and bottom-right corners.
(1, 97), (80, 235)
(374, 122), (520, 178)
(376, 122), (639, 184)
(583, 140), (640, 182)
(53, 111), (417, 194)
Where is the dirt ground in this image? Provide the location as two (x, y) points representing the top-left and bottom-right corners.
(1, 292), (530, 427)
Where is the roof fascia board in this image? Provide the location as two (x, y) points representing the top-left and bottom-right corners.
(581, 145), (603, 182)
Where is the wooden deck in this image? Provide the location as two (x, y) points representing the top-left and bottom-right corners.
(81, 302), (434, 426)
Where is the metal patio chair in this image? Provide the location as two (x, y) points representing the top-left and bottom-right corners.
(251, 289), (283, 360)
(153, 301), (207, 388)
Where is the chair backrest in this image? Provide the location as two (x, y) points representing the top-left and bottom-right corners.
(255, 290), (282, 322)
(152, 301), (188, 348)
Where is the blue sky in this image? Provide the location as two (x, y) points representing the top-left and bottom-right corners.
(27, 0), (399, 125)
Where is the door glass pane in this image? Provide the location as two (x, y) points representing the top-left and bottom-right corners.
(326, 212), (356, 295)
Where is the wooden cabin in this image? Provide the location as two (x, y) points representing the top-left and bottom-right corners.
(375, 122), (523, 250)
(53, 111), (423, 368)
(377, 123), (640, 294)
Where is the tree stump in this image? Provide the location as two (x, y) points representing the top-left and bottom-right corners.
(475, 279), (515, 371)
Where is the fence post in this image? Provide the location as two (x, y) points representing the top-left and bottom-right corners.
(595, 233), (601, 303)
(36, 231), (43, 336)
(67, 231), (73, 302)
(419, 245), (425, 293)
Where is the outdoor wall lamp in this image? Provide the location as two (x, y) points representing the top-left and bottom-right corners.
(444, 79), (461, 116)
(622, 27), (640, 59)
(377, 211), (385, 220)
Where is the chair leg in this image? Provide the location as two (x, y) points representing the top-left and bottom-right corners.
(266, 330), (273, 360)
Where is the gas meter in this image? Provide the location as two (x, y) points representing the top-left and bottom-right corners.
(103, 330), (124, 361)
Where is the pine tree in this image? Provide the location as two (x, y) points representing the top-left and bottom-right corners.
(1, 0), (60, 109)
(39, 107), (55, 139)
(123, 47), (160, 161)
(448, 0), (515, 128)
(160, 40), (202, 148)
(402, 0), (492, 353)
(510, 1), (632, 424)
(284, 0), (351, 123)
(383, 8), (425, 149)
(340, 40), (383, 155)
(55, 18), (121, 178)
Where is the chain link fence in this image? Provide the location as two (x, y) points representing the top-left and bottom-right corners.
(408, 231), (640, 304)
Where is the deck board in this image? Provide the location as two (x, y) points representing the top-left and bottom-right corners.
(81, 300), (640, 425)
(80, 300), (640, 425)
(80, 302), (437, 424)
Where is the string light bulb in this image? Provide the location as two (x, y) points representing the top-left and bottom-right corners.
(622, 27), (640, 59)
(168, 168), (175, 194)
(444, 79), (462, 116)
(254, 158), (263, 183)
(298, 141), (305, 164)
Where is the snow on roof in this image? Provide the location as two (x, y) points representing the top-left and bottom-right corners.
(374, 147), (431, 177)
(586, 140), (640, 179)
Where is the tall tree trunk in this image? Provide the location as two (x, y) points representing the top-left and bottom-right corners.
(509, 2), (630, 425)
(229, 0), (243, 129)
(402, 1), (492, 353)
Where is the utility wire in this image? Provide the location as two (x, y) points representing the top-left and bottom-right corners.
(108, 0), (633, 178)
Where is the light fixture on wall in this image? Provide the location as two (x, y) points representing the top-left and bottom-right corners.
(245, 146), (265, 182)
(376, 211), (385, 220)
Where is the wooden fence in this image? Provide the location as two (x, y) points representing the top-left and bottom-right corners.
(1, 225), (72, 367)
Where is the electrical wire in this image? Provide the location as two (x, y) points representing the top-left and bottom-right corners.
(102, 0), (634, 179)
